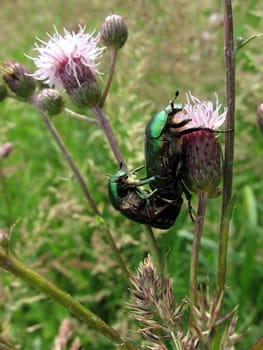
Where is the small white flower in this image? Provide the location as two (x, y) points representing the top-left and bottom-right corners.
(27, 26), (105, 90)
(177, 92), (227, 130)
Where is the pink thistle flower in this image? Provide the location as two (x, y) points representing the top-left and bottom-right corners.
(176, 92), (227, 131)
(27, 26), (105, 91)
(177, 93), (227, 196)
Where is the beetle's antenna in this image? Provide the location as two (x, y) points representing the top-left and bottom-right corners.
(170, 90), (180, 109)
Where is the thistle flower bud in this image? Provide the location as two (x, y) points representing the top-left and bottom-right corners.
(101, 14), (128, 49)
(181, 130), (222, 195)
(2, 61), (36, 98)
(0, 83), (7, 101)
(33, 88), (64, 115)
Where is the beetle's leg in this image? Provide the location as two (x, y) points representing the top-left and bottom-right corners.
(136, 188), (158, 200)
(175, 160), (196, 221)
(136, 176), (156, 186)
(131, 165), (145, 174)
(180, 180), (196, 222)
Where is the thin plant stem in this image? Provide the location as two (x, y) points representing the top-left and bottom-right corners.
(64, 108), (99, 125)
(190, 193), (208, 303)
(37, 108), (130, 280)
(93, 105), (127, 169)
(143, 225), (164, 282)
(217, 0), (235, 298)
(171, 331), (182, 350)
(99, 48), (118, 108)
(0, 249), (137, 350)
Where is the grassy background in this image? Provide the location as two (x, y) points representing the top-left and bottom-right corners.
(0, 0), (263, 349)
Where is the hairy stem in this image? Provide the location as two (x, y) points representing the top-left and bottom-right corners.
(190, 193), (208, 303)
(218, 0), (235, 298)
(93, 105), (127, 169)
(0, 250), (137, 350)
(99, 48), (118, 108)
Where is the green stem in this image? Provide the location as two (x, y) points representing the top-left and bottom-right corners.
(64, 108), (99, 125)
(143, 225), (164, 282)
(37, 109), (130, 280)
(218, 0), (235, 298)
(190, 193), (208, 303)
(99, 48), (118, 108)
(0, 250), (137, 350)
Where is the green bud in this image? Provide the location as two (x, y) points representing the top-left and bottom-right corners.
(101, 14), (128, 49)
(33, 89), (64, 116)
(2, 61), (36, 98)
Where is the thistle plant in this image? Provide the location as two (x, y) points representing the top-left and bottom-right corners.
(0, 2), (262, 349)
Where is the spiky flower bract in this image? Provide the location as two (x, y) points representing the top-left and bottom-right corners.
(33, 89), (64, 116)
(27, 26), (105, 107)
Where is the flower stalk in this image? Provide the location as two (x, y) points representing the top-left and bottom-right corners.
(189, 193), (208, 303)
(92, 105), (127, 169)
(99, 48), (118, 108)
(217, 0), (235, 299)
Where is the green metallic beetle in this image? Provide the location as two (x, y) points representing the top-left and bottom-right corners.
(144, 92), (218, 219)
(108, 167), (183, 229)
(144, 92), (189, 200)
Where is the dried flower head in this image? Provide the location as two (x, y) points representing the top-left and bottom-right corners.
(27, 26), (105, 106)
(128, 255), (187, 349)
(187, 285), (242, 349)
(176, 93), (227, 196)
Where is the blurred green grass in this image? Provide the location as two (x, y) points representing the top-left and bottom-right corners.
(0, 0), (263, 349)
